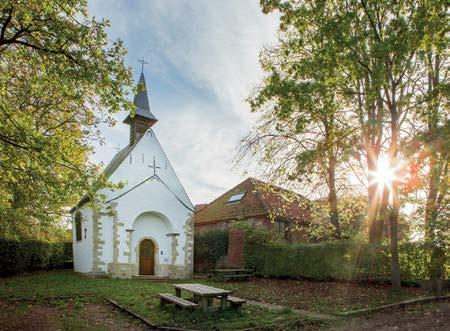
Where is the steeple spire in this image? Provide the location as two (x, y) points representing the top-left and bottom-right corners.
(123, 63), (158, 145)
(138, 58), (148, 74)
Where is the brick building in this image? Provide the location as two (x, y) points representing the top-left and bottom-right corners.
(193, 178), (310, 268)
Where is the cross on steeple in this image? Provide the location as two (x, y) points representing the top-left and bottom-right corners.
(138, 58), (149, 74)
(148, 156), (160, 176)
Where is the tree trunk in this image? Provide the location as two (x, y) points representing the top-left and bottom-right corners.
(376, 184), (390, 239)
(366, 92), (384, 243)
(328, 159), (340, 238)
(324, 118), (340, 239)
(367, 153), (382, 242)
(386, 96), (401, 291)
(389, 179), (401, 290)
(424, 52), (446, 294)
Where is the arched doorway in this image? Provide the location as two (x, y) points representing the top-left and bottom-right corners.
(139, 239), (155, 275)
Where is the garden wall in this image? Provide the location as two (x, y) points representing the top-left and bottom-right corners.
(0, 239), (72, 276)
(245, 241), (433, 282)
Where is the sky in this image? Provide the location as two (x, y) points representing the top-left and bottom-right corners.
(87, 0), (280, 204)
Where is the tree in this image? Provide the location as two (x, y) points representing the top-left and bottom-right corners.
(241, 45), (353, 239)
(0, 0), (132, 238)
(256, 0), (447, 290)
(406, 1), (448, 292)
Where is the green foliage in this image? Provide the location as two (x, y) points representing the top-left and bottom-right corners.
(194, 230), (228, 272)
(232, 220), (285, 244)
(307, 197), (367, 241)
(245, 241), (440, 282)
(0, 239), (72, 276)
(0, 0), (132, 235)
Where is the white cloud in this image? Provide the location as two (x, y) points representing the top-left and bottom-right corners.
(88, 0), (279, 203)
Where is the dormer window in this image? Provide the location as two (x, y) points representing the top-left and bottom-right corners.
(227, 192), (246, 204)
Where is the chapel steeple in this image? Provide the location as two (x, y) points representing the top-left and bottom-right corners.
(123, 67), (158, 146)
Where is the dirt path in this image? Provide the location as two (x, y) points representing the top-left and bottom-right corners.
(330, 300), (449, 331)
(0, 302), (59, 331)
(0, 301), (148, 331)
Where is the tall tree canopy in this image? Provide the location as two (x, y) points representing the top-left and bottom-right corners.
(0, 0), (132, 239)
(244, 0), (448, 290)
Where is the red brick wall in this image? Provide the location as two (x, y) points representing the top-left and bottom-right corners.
(223, 229), (245, 268)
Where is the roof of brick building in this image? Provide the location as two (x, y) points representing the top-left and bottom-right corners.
(194, 178), (309, 225)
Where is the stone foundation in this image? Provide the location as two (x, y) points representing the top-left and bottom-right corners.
(145, 264), (190, 279)
(108, 262), (137, 279)
(170, 265), (191, 279)
(106, 262), (189, 279)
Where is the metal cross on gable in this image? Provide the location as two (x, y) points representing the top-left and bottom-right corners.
(138, 58), (149, 74)
(148, 156), (160, 176)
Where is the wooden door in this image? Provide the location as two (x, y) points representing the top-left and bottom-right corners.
(139, 239), (155, 275)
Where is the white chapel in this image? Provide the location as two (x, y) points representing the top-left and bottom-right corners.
(70, 71), (194, 279)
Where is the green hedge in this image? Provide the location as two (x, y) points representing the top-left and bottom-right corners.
(245, 241), (434, 282)
(194, 230), (228, 273)
(0, 240), (72, 276)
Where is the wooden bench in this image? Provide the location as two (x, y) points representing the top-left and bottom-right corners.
(227, 296), (246, 310)
(159, 293), (198, 309)
(222, 274), (252, 282)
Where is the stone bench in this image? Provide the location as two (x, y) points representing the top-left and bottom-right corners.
(159, 293), (198, 309)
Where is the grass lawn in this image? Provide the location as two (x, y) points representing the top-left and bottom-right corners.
(0, 270), (442, 330)
(200, 278), (430, 314)
(0, 270), (305, 330)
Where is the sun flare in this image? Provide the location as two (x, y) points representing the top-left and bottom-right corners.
(370, 156), (398, 188)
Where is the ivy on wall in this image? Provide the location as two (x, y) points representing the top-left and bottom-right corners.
(194, 230), (228, 273)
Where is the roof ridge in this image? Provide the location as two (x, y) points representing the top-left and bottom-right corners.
(194, 177), (253, 215)
(251, 177), (308, 201)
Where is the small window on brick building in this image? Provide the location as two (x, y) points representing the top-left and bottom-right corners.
(75, 211), (82, 241)
(227, 192), (246, 204)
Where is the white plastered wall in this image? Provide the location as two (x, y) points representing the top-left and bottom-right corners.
(95, 129), (194, 276)
(72, 207), (93, 273)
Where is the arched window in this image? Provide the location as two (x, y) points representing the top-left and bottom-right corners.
(75, 211), (82, 241)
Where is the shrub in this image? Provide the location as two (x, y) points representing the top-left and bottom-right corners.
(0, 239), (72, 276)
(245, 240), (434, 282)
(194, 230), (228, 273)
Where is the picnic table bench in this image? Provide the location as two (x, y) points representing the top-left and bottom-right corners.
(158, 283), (246, 311)
(227, 296), (246, 310)
(212, 269), (252, 282)
(159, 293), (198, 309)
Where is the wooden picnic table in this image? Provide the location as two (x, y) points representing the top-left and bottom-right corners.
(173, 283), (231, 311)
